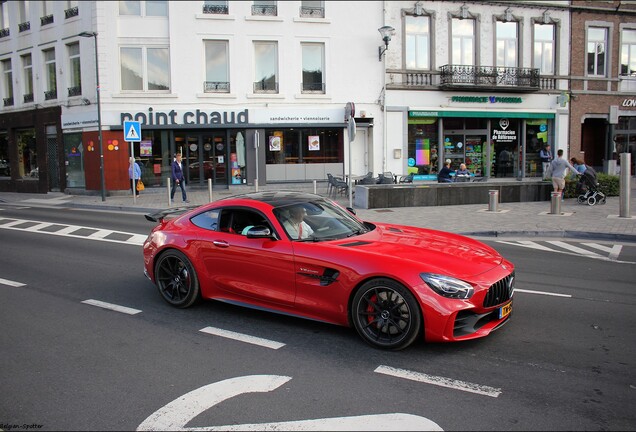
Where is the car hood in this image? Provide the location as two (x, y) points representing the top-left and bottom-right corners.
(336, 222), (503, 278)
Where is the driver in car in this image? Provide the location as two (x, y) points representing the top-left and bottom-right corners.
(283, 206), (314, 240)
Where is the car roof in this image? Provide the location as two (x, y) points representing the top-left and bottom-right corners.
(218, 190), (328, 208)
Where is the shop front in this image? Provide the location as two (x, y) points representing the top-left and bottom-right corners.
(407, 110), (555, 180)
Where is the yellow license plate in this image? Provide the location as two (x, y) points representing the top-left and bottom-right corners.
(498, 302), (512, 319)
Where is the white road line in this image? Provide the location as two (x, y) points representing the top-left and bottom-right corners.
(375, 365), (501, 398)
(55, 225), (83, 235)
(515, 288), (572, 298)
(0, 277), (26, 287)
(582, 242), (623, 260)
(497, 240), (554, 251)
(126, 234), (148, 245)
(546, 240), (602, 257)
(199, 326), (286, 350)
(88, 229), (114, 239)
(81, 299), (142, 315)
(23, 222), (53, 232)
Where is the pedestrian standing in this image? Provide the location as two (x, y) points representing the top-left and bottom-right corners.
(539, 144), (552, 180)
(128, 157), (141, 196)
(171, 153), (189, 203)
(548, 149), (580, 199)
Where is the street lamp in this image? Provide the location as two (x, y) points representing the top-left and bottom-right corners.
(378, 25), (395, 61)
(79, 31), (105, 201)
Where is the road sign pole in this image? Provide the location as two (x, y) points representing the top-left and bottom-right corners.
(130, 141), (136, 204)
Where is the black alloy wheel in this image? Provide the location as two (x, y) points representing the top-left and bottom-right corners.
(352, 278), (422, 350)
(154, 249), (200, 308)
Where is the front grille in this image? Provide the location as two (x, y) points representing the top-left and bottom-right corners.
(483, 272), (514, 308)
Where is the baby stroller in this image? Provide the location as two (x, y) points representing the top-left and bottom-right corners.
(576, 166), (606, 206)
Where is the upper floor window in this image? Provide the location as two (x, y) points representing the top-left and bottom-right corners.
(0, 1), (9, 30)
(18, 0), (30, 31)
(41, 0), (54, 24)
(65, 0), (79, 19)
(43, 48), (57, 100)
(146, 1), (168, 16)
(119, 1), (141, 15)
(204, 40), (229, 93)
(587, 27), (607, 77)
(254, 41), (278, 93)
(621, 28), (636, 76)
(300, 0), (324, 18)
(22, 54), (34, 102)
(252, 0), (277, 16)
(405, 15), (431, 70)
(301, 42), (324, 93)
(534, 23), (555, 74)
(120, 47), (170, 91)
(496, 21), (518, 67)
(67, 43), (82, 96)
(203, 1), (228, 15)
(451, 18), (475, 65)
(2, 59), (13, 106)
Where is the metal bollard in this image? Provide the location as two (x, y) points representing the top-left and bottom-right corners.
(313, 180), (317, 194)
(488, 190), (499, 212)
(167, 178), (172, 206)
(619, 152), (631, 218)
(550, 191), (562, 215)
(208, 178), (213, 202)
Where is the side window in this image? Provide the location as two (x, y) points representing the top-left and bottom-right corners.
(190, 209), (220, 230)
(218, 208), (271, 235)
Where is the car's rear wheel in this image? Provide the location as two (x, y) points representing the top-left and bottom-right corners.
(154, 249), (200, 308)
(351, 278), (422, 350)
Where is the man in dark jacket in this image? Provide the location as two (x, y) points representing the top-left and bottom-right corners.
(438, 159), (453, 183)
(171, 153), (189, 203)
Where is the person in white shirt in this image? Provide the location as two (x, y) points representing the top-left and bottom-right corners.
(548, 149), (580, 199)
(283, 206), (314, 240)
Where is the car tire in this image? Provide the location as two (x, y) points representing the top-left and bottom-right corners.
(351, 278), (422, 350)
(154, 249), (200, 308)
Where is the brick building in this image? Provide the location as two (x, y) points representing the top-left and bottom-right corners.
(569, 0), (636, 175)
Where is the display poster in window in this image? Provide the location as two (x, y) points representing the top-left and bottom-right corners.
(140, 140), (152, 156)
(308, 136), (320, 151)
(465, 137), (483, 176)
(269, 135), (281, 152)
(415, 138), (430, 165)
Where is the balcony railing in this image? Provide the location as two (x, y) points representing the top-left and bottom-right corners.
(65, 6), (79, 19)
(40, 14), (54, 26)
(44, 89), (57, 100)
(439, 65), (540, 92)
(301, 82), (325, 93)
(204, 81), (230, 93)
(18, 21), (31, 32)
(23, 93), (34, 103)
(68, 86), (82, 97)
(299, 6), (324, 18)
(254, 80), (279, 93)
(3, 97), (13, 106)
(252, 5), (277, 16)
(0, 28), (9, 38)
(202, 4), (229, 14)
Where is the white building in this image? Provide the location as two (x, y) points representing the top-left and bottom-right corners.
(380, 0), (570, 180)
(0, 0), (385, 193)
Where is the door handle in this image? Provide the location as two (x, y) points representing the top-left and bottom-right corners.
(212, 240), (229, 248)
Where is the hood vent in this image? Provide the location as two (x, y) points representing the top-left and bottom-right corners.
(340, 241), (372, 247)
(387, 227), (403, 233)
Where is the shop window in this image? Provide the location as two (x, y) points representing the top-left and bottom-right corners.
(0, 132), (9, 177)
(526, 119), (551, 178)
(64, 132), (84, 187)
(265, 128), (342, 165)
(407, 119), (439, 175)
(17, 129), (37, 179)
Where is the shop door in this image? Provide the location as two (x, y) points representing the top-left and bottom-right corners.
(443, 133), (487, 176)
(183, 135), (199, 184)
(464, 135), (487, 176)
(203, 133), (228, 186)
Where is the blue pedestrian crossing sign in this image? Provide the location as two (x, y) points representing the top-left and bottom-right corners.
(123, 121), (141, 142)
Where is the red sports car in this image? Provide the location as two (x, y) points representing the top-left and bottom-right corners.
(143, 191), (514, 350)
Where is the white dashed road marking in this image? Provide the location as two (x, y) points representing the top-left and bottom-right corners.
(81, 299), (142, 315)
(200, 326), (286, 350)
(0, 277), (26, 287)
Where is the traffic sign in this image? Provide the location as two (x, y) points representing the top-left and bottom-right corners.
(124, 121), (141, 142)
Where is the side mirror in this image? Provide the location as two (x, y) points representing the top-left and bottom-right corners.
(346, 206), (356, 216)
(246, 226), (275, 239)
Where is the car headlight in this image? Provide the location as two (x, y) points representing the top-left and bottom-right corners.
(420, 273), (474, 299)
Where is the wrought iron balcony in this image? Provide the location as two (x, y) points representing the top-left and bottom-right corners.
(300, 6), (324, 18)
(204, 81), (230, 93)
(0, 28), (9, 38)
(68, 86), (82, 97)
(65, 6), (79, 19)
(18, 21), (31, 32)
(203, 4), (229, 14)
(254, 80), (279, 93)
(40, 14), (54, 26)
(301, 82), (325, 93)
(45, 90), (57, 100)
(439, 65), (540, 92)
(3, 97), (13, 106)
(252, 5), (277, 16)
(23, 93), (34, 103)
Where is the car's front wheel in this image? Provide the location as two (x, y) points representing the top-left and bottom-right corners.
(351, 278), (422, 350)
(154, 249), (200, 308)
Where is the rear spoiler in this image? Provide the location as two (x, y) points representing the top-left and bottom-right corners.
(144, 205), (196, 223)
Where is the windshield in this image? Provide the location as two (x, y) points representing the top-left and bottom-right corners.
(273, 199), (369, 241)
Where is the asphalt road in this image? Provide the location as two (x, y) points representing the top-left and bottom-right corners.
(1, 206), (634, 431)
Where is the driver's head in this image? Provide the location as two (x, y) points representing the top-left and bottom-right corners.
(289, 206), (306, 220)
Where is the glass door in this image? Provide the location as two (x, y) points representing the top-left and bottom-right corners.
(203, 132), (228, 186)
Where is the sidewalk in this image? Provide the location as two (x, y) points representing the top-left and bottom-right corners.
(1, 178), (636, 242)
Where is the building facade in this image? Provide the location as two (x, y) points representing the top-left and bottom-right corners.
(569, 0), (636, 176)
(381, 0), (571, 181)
